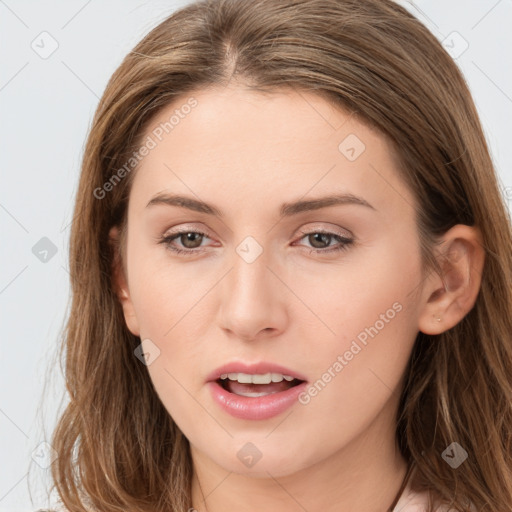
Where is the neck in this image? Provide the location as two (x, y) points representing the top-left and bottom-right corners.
(190, 403), (409, 512)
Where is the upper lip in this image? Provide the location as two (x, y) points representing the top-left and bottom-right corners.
(206, 361), (308, 383)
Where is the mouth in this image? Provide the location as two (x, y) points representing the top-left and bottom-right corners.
(216, 372), (306, 397)
(206, 362), (309, 419)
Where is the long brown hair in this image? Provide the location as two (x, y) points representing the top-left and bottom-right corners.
(46, 0), (512, 510)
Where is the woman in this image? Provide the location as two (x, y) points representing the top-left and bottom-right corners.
(47, 0), (512, 510)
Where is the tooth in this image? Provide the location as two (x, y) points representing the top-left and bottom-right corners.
(233, 390), (279, 397)
(221, 372), (296, 384)
(252, 373), (272, 384)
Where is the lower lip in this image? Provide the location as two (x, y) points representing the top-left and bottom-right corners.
(207, 380), (308, 420)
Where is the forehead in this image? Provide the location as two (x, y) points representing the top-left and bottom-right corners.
(130, 85), (415, 219)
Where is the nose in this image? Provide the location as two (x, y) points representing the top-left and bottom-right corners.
(218, 243), (288, 341)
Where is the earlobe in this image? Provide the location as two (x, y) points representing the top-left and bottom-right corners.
(418, 225), (485, 335)
(109, 225), (141, 337)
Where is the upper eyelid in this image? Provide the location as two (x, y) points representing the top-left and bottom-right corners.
(163, 222), (353, 238)
(296, 225), (353, 238)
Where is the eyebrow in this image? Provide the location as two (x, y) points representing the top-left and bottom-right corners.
(145, 192), (376, 217)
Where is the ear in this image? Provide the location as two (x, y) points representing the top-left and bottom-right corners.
(109, 225), (140, 337)
(418, 224), (485, 335)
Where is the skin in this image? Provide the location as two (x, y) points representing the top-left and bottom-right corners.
(110, 84), (485, 511)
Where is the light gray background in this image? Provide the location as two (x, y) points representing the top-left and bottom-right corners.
(1, 1), (511, 510)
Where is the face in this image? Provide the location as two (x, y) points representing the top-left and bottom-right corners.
(113, 84), (428, 477)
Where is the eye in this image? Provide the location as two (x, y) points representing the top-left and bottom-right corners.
(157, 227), (354, 256)
(158, 229), (213, 256)
(294, 229), (354, 255)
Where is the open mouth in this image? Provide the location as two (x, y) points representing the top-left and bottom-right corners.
(208, 369), (309, 420)
(216, 373), (305, 397)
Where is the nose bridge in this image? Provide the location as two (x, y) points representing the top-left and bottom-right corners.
(218, 234), (286, 338)
(229, 235), (273, 306)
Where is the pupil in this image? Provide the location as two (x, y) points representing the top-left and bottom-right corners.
(182, 232), (202, 248)
(310, 233), (330, 248)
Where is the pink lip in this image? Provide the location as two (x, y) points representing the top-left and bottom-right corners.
(205, 361), (308, 383)
(205, 361), (308, 421)
(207, 380), (308, 420)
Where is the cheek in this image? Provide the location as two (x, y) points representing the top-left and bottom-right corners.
(296, 240), (421, 416)
(128, 261), (209, 428)
(302, 235), (420, 347)
(131, 227), (421, 372)
(127, 240), (208, 338)
(128, 226), (421, 431)
(127, 247), (215, 396)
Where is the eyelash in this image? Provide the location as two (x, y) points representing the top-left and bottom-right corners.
(157, 228), (354, 256)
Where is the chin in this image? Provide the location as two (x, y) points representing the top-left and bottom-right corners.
(201, 438), (318, 479)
